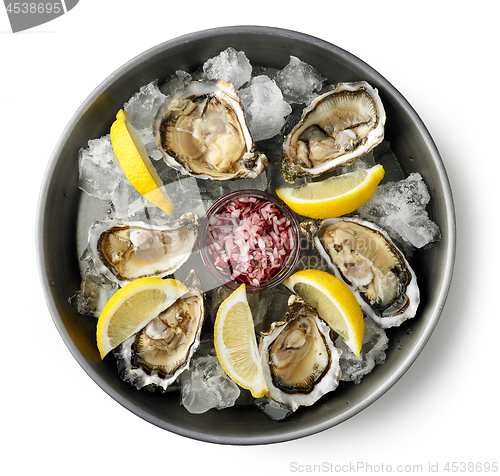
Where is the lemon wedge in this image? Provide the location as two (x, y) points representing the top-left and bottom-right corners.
(214, 284), (268, 398)
(110, 109), (175, 216)
(276, 164), (384, 219)
(96, 277), (188, 358)
(283, 269), (364, 357)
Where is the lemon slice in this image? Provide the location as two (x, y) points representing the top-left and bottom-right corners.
(110, 109), (175, 216)
(96, 277), (188, 358)
(283, 269), (364, 357)
(214, 284), (268, 398)
(276, 164), (384, 219)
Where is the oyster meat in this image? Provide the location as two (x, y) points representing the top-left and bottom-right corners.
(259, 295), (341, 412)
(153, 79), (267, 180)
(87, 212), (198, 286)
(302, 217), (419, 328)
(113, 270), (206, 392)
(282, 81), (386, 182)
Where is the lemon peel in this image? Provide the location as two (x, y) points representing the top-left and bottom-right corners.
(96, 277), (187, 358)
(110, 109), (175, 216)
(214, 284), (268, 398)
(283, 269), (364, 357)
(276, 164), (384, 219)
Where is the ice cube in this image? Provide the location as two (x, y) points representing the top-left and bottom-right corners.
(208, 279), (291, 334)
(180, 342), (240, 414)
(239, 76), (292, 141)
(78, 133), (146, 217)
(137, 127), (163, 161)
(194, 179), (225, 213)
(208, 286), (233, 325)
(253, 397), (292, 421)
(253, 285), (292, 334)
(107, 179), (144, 218)
(386, 214), (442, 249)
(123, 81), (166, 131)
(69, 274), (119, 317)
(162, 175), (206, 220)
(122, 194), (152, 219)
(358, 172), (441, 248)
(275, 56), (325, 104)
(203, 47), (252, 89)
(159, 70), (193, 96)
(337, 150), (377, 175)
(78, 135), (123, 201)
(335, 316), (389, 384)
(121, 175), (206, 222)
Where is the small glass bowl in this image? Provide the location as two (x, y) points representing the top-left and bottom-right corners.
(199, 189), (301, 293)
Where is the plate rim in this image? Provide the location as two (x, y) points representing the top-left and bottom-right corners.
(36, 25), (456, 445)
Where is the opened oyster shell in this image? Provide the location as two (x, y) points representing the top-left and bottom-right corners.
(302, 217), (419, 328)
(259, 295), (341, 412)
(113, 270), (206, 392)
(153, 79), (267, 180)
(282, 81), (386, 182)
(87, 212), (198, 286)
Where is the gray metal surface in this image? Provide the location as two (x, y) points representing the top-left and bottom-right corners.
(36, 26), (455, 445)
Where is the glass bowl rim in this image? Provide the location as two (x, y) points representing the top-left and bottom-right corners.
(199, 189), (302, 292)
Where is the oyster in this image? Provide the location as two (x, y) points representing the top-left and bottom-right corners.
(153, 79), (267, 180)
(302, 217), (419, 328)
(259, 295), (341, 412)
(113, 270), (206, 392)
(281, 81), (386, 182)
(87, 212), (198, 286)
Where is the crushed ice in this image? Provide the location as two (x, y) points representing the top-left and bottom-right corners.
(239, 75), (292, 141)
(203, 47), (252, 89)
(180, 340), (240, 413)
(78, 135), (148, 217)
(275, 55), (325, 104)
(336, 317), (389, 384)
(358, 172), (441, 249)
(159, 70), (193, 97)
(124, 81), (166, 162)
(69, 274), (119, 318)
(123, 81), (166, 130)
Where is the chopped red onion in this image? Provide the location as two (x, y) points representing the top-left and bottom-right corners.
(206, 196), (294, 285)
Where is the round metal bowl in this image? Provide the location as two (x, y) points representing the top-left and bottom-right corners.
(36, 26), (455, 445)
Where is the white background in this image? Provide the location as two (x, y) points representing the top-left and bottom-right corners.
(2, 1), (498, 474)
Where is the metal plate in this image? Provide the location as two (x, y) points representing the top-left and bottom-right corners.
(36, 26), (455, 445)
